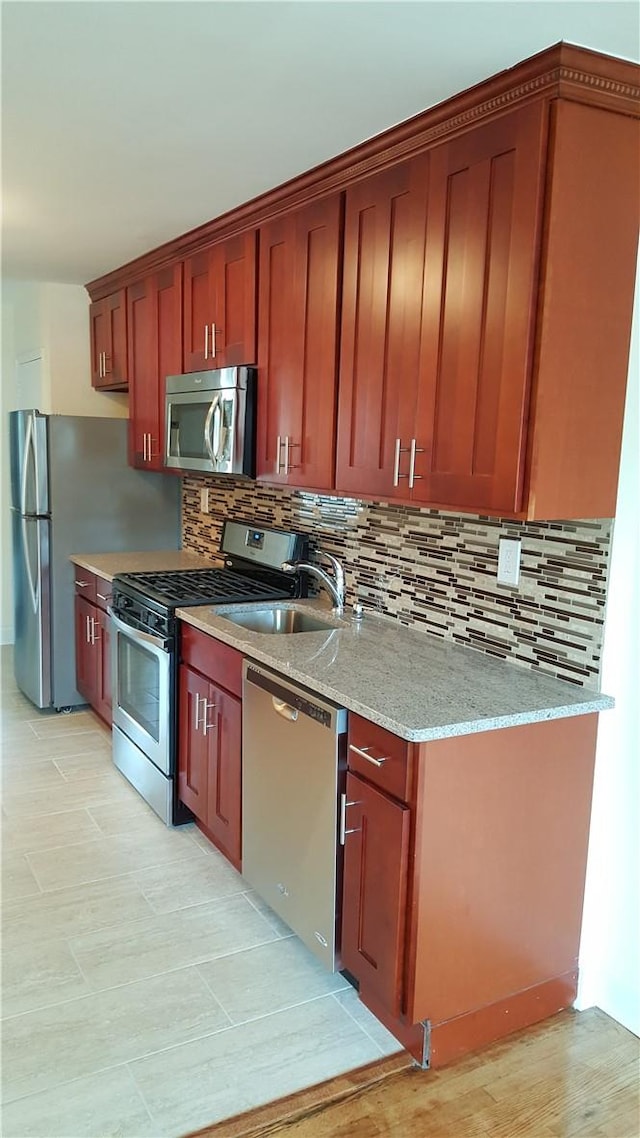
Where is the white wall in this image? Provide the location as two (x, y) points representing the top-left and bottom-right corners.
(0, 280), (128, 643)
(577, 255), (640, 1036)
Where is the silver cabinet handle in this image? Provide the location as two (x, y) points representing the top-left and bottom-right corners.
(147, 435), (156, 461)
(142, 433), (147, 463)
(210, 324), (217, 358)
(339, 792), (361, 844)
(349, 743), (389, 768)
(393, 438), (410, 486)
(194, 692), (201, 732)
(75, 580), (90, 588)
(90, 616), (100, 645)
(284, 435), (290, 476)
(276, 435), (284, 474)
(202, 700), (216, 735)
(408, 438), (425, 489)
(204, 324), (209, 360)
(85, 615), (91, 644)
(96, 592), (111, 603)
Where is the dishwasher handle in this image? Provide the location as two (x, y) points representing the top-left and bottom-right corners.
(244, 663), (347, 733)
(272, 697), (298, 722)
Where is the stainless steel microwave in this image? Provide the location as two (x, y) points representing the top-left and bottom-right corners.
(164, 367), (256, 476)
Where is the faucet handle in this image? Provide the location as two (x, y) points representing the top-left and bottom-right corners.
(352, 600), (364, 622)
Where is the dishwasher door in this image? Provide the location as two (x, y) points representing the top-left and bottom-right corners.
(242, 661), (347, 971)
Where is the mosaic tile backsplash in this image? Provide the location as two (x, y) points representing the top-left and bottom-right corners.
(182, 477), (612, 688)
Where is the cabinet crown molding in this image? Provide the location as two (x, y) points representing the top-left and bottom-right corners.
(86, 41), (639, 301)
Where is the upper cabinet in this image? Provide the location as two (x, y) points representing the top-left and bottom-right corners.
(90, 290), (128, 390)
(336, 96), (638, 519)
(256, 195), (342, 488)
(85, 45), (639, 519)
(127, 264), (182, 470)
(335, 155), (432, 500)
(183, 232), (257, 372)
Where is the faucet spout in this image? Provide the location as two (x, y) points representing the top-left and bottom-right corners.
(281, 552), (345, 615)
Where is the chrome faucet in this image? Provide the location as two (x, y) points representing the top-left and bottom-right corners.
(281, 552), (346, 615)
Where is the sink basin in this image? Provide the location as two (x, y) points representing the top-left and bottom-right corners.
(220, 607), (339, 635)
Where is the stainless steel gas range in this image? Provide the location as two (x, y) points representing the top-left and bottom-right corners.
(109, 521), (308, 824)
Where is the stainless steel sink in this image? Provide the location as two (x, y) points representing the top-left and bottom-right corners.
(219, 607), (339, 635)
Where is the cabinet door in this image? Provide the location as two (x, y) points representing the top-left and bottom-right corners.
(205, 681), (242, 867)
(211, 231), (257, 367)
(412, 102), (547, 513)
(127, 278), (155, 467)
(177, 665), (210, 820)
(91, 291), (128, 390)
(341, 772), (410, 1016)
(94, 607), (112, 725)
(128, 266), (182, 470)
(75, 596), (96, 704)
(183, 234), (256, 372)
(89, 300), (107, 387)
(257, 196), (341, 488)
(183, 249), (214, 372)
(336, 157), (431, 498)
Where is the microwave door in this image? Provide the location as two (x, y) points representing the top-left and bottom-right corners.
(166, 395), (212, 472)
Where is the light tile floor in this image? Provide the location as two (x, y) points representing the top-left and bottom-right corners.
(0, 646), (401, 1138)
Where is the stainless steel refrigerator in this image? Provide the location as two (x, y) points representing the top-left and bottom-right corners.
(9, 409), (181, 711)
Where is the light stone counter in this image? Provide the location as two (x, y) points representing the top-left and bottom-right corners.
(177, 599), (613, 743)
(70, 550), (221, 582)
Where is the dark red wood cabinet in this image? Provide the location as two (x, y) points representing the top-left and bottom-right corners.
(336, 156), (431, 500)
(341, 771), (410, 1016)
(341, 711), (601, 1070)
(183, 232), (257, 372)
(178, 625), (243, 870)
(256, 195), (342, 489)
(127, 264), (182, 470)
(336, 103), (548, 513)
(90, 290), (128, 390)
(73, 570), (112, 725)
(85, 47), (639, 520)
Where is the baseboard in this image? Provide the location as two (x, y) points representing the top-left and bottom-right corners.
(429, 970), (579, 1068)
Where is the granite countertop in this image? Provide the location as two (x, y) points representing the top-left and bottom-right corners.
(177, 599), (613, 743)
(70, 550), (221, 582)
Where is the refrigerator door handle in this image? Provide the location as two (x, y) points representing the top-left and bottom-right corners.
(21, 515), (40, 613)
(20, 411), (34, 515)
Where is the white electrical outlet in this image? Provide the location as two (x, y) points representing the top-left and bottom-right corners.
(497, 537), (521, 587)
(200, 487), (209, 514)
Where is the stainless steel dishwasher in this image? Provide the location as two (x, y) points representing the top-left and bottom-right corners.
(242, 661), (347, 971)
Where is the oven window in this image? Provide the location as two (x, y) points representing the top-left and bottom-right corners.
(117, 636), (161, 742)
(168, 402), (210, 460)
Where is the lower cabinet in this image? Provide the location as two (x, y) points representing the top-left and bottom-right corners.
(178, 624), (243, 870)
(341, 772), (410, 1016)
(74, 570), (112, 725)
(341, 711), (600, 1069)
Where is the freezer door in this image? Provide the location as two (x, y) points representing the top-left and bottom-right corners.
(12, 512), (51, 708)
(9, 409), (49, 515)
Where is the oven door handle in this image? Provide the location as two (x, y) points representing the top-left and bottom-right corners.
(108, 608), (170, 652)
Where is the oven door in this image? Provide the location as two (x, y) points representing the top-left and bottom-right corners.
(110, 609), (171, 775)
(165, 388), (240, 474)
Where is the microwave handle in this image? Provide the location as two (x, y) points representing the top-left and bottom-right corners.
(203, 396), (220, 466)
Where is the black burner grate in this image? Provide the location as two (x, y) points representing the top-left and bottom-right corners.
(116, 569), (289, 608)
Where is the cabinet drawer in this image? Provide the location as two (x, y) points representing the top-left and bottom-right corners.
(180, 623), (243, 697)
(73, 568), (97, 604)
(348, 714), (413, 803)
(94, 577), (112, 612)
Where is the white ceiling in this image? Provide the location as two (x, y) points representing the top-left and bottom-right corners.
(2, 1), (638, 286)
